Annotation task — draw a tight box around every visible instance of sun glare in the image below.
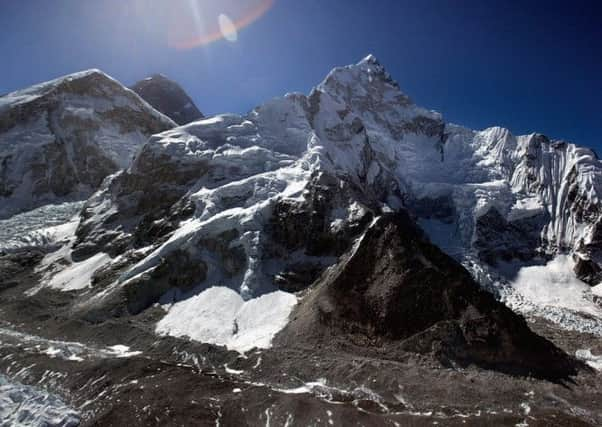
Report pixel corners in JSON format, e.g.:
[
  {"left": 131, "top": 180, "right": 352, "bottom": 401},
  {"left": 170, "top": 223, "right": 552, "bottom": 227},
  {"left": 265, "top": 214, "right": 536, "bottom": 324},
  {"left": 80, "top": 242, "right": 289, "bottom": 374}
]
[{"left": 167, "top": 0, "right": 274, "bottom": 49}]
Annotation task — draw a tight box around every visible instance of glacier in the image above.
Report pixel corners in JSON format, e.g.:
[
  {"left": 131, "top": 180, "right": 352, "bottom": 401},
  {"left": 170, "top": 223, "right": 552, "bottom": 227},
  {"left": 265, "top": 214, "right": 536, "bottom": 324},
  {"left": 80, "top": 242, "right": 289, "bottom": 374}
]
[{"left": 0, "top": 375, "right": 80, "bottom": 427}]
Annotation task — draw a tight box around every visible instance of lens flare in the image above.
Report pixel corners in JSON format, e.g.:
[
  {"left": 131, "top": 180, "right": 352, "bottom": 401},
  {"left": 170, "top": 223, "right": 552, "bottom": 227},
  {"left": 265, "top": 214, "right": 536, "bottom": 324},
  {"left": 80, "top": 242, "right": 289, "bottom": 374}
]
[
  {"left": 219, "top": 14, "right": 238, "bottom": 42},
  {"left": 168, "top": 0, "right": 274, "bottom": 49}
]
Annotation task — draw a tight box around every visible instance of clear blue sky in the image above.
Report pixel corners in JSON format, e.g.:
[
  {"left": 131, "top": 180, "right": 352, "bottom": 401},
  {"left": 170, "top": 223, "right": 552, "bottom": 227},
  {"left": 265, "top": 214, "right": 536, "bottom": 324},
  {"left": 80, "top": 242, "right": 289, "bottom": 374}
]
[{"left": 1, "top": 0, "right": 601, "bottom": 152}]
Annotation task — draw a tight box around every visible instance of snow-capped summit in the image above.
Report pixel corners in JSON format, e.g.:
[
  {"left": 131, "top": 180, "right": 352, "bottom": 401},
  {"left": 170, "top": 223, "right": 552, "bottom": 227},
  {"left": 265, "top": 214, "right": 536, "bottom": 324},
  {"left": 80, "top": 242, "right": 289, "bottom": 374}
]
[
  {"left": 0, "top": 69, "right": 175, "bottom": 218},
  {"left": 0, "top": 69, "right": 106, "bottom": 112},
  {"left": 131, "top": 74, "right": 204, "bottom": 125},
  {"left": 360, "top": 53, "right": 379, "bottom": 63},
  {"left": 312, "top": 58, "right": 601, "bottom": 294}
]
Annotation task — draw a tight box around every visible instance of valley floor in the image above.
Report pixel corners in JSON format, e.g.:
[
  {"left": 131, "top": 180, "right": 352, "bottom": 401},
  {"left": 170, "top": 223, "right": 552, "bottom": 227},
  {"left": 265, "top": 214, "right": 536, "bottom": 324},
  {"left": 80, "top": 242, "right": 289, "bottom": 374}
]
[{"left": 0, "top": 248, "right": 601, "bottom": 427}]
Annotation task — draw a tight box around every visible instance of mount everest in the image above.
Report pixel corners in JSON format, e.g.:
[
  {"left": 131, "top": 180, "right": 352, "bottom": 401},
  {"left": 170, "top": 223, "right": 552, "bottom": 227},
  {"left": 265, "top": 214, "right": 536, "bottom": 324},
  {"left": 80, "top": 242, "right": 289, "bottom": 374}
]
[{"left": 130, "top": 74, "right": 204, "bottom": 125}]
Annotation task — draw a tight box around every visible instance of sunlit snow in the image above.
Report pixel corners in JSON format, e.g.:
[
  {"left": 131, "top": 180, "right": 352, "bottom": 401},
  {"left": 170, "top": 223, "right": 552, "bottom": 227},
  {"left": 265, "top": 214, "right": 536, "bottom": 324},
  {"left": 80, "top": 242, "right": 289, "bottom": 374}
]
[
  {"left": 46, "top": 252, "right": 112, "bottom": 291},
  {"left": 575, "top": 349, "right": 602, "bottom": 371},
  {"left": 156, "top": 286, "right": 297, "bottom": 353},
  {"left": 508, "top": 255, "right": 601, "bottom": 317}
]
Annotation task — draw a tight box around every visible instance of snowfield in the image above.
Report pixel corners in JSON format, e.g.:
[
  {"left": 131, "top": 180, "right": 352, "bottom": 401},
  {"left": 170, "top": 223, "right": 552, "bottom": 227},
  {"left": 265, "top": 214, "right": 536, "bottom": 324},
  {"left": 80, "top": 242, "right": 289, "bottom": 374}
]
[
  {"left": 156, "top": 286, "right": 297, "bottom": 353},
  {"left": 46, "top": 252, "right": 112, "bottom": 291}
]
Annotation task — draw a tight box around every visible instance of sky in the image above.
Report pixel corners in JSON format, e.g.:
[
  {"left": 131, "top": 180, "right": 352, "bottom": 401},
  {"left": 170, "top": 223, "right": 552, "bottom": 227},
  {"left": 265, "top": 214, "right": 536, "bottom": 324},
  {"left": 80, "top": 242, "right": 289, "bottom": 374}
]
[{"left": 1, "top": 0, "right": 601, "bottom": 152}]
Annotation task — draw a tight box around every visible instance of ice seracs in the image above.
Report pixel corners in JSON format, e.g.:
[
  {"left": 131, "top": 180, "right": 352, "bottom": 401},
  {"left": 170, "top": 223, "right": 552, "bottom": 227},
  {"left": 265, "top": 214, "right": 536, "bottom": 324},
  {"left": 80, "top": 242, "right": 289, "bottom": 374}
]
[{"left": 0, "top": 375, "right": 80, "bottom": 427}]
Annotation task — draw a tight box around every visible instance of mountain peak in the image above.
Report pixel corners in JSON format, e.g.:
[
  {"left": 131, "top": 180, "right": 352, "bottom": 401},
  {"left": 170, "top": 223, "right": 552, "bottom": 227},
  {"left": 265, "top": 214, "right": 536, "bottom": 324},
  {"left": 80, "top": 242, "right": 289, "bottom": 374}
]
[
  {"left": 0, "top": 69, "right": 118, "bottom": 112},
  {"left": 143, "top": 73, "right": 170, "bottom": 82},
  {"left": 0, "top": 69, "right": 175, "bottom": 218},
  {"left": 131, "top": 74, "right": 203, "bottom": 125},
  {"left": 358, "top": 53, "right": 380, "bottom": 65},
  {"left": 313, "top": 56, "right": 421, "bottom": 119}
]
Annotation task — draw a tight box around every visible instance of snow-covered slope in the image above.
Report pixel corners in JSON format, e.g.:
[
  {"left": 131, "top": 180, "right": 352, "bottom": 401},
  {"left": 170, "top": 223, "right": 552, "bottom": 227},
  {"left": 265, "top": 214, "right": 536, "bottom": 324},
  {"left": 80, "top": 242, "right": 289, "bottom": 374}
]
[
  {"left": 37, "top": 56, "right": 602, "bottom": 349},
  {"left": 0, "top": 69, "right": 175, "bottom": 218}
]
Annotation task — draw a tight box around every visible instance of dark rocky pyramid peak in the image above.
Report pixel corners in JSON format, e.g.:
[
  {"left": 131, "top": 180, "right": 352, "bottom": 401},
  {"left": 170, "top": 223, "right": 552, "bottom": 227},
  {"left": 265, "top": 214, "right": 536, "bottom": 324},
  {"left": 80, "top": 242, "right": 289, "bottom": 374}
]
[
  {"left": 131, "top": 74, "right": 203, "bottom": 125},
  {"left": 277, "top": 212, "right": 581, "bottom": 380}
]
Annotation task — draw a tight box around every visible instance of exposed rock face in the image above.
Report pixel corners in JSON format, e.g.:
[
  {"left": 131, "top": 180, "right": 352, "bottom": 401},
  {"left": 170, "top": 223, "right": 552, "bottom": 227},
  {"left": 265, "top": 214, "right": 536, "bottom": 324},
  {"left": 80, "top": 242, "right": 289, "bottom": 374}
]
[
  {"left": 278, "top": 213, "right": 578, "bottom": 379},
  {"left": 0, "top": 70, "right": 175, "bottom": 218},
  {"left": 574, "top": 255, "right": 602, "bottom": 286},
  {"left": 0, "top": 249, "right": 44, "bottom": 291},
  {"left": 473, "top": 207, "right": 548, "bottom": 264},
  {"left": 131, "top": 74, "right": 203, "bottom": 125}
]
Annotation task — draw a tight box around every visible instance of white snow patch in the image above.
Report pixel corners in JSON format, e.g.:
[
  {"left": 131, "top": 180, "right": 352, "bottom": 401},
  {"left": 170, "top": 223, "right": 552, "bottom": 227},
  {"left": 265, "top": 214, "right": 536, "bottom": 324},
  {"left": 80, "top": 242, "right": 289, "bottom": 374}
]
[
  {"left": 507, "top": 196, "right": 545, "bottom": 221},
  {"left": 42, "top": 347, "right": 62, "bottom": 357},
  {"left": 575, "top": 349, "right": 602, "bottom": 371},
  {"left": 224, "top": 364, "right": 244, "bottom": 375},
  {"left": 106, "top": 345, "right": 142, "bottom": 358},
  {"left": 155, "top": 286, "right": 297, "bottom": 353},
  {"left": 46, "top": 252, "right": 112, "bottom": 291},
  {"left": 274, "top": 379, "right": 328, "bottom": 395}
]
